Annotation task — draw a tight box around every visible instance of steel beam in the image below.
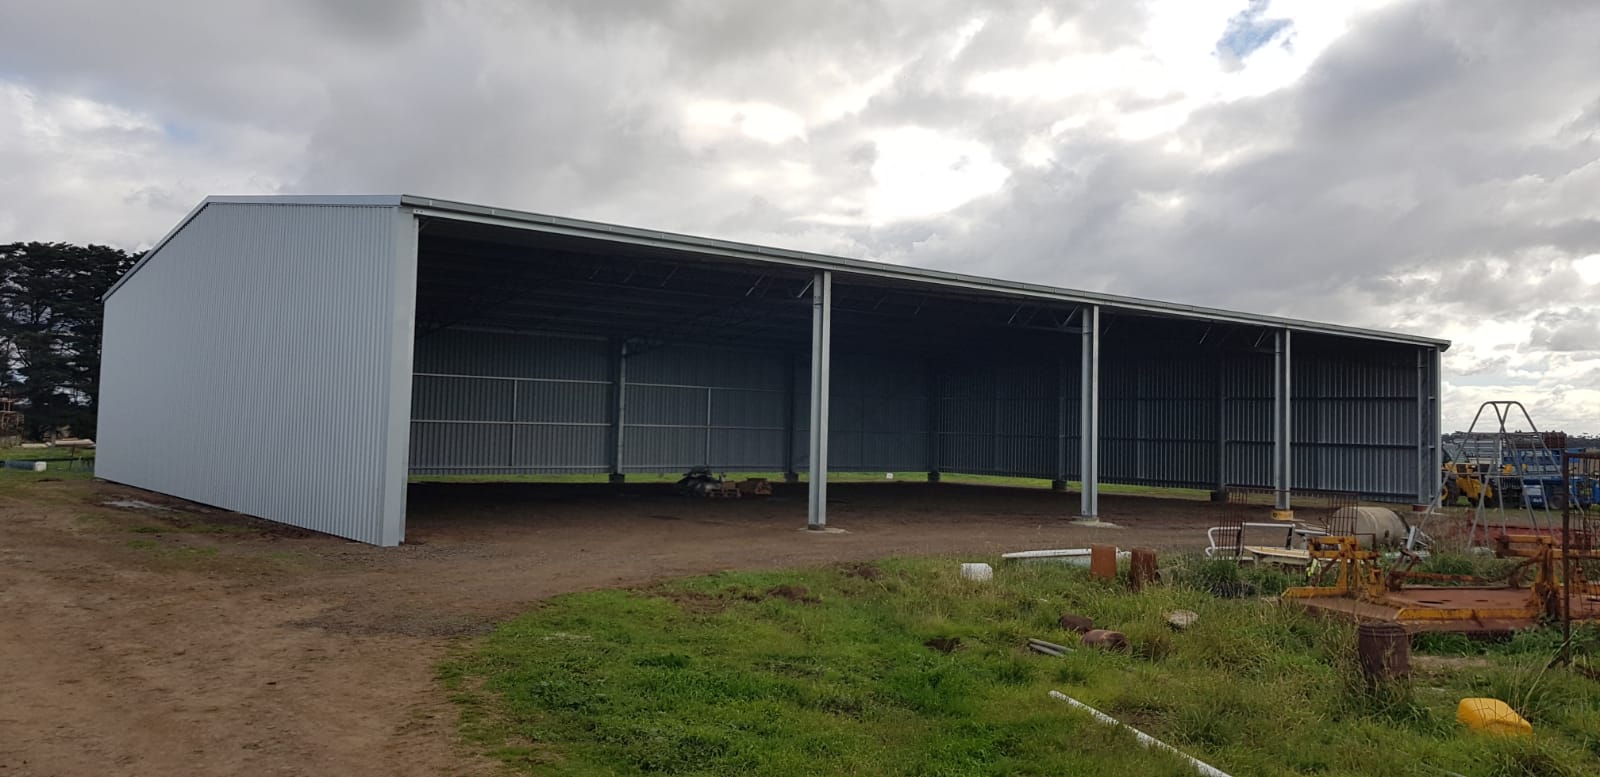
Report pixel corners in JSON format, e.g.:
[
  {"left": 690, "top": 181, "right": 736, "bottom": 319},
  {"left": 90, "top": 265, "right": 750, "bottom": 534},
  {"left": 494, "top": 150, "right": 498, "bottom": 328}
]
[
  {"left": 807, "top": 271, "right": 833, "bottom": 529},
  {"left": 1272, "top": 330, "right": 1292, "bottom": 513},
  {"left": 610, "top": 339, "right": 627, "bottom": 482},
  {"left": 1079, "top": 305, "right": 1100, "bottom": 517}
]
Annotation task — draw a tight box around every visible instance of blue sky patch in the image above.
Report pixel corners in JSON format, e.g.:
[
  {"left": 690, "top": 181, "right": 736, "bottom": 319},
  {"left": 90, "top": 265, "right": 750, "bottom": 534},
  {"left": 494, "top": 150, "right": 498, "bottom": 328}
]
[
  {"left": 162, "top": 121, "right": 200, "bottom": 145},
  {"left": 1217, "top": 0, "right": 1292, "bottom": 60}
]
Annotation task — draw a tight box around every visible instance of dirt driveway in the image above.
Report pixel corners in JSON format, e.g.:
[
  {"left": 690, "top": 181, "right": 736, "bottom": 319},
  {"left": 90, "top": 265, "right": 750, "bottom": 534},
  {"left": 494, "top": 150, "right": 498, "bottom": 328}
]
[{"left": 0, "top": 478, "right": 1223, "bottom": 776}]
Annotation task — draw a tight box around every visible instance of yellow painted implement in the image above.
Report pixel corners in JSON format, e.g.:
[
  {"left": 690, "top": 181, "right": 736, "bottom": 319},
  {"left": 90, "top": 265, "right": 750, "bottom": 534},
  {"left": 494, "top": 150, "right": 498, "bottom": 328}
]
[{"left": 1280, "top": 533, "right": 1600, "bottom": 634}]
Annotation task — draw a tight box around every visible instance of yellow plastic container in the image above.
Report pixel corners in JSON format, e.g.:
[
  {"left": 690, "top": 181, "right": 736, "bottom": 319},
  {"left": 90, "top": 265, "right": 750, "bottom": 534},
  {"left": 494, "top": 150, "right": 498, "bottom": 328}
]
[{"left": 1457, "top": 698, "right": 1532, "bottom": 737}]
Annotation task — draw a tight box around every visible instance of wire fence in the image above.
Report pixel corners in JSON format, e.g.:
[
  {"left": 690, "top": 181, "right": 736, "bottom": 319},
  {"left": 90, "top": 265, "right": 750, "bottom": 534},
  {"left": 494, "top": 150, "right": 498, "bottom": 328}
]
[{"left": 1222, "top": 487, "right": 1359, "bottom": 529}]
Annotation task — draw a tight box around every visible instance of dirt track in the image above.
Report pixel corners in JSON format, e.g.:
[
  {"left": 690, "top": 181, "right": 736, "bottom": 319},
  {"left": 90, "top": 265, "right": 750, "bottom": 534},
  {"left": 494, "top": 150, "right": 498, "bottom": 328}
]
[{"left": 0, "top": 479, "right": 1223, "bottom": 776}]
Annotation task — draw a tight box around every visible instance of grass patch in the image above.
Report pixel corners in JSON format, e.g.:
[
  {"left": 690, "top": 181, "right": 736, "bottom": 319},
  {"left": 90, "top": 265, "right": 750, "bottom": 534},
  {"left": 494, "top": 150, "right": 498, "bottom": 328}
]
[
  {"left": 0, "top": 444, "right": 93, "bottom": 464},
  {"left": 445, "top": 559, "right": 1599, "bottom": 776},
  {"left": 0, "top": 467, "right": 94, "bottom": 495},
  {"left": 0, "top": 445, "right": 96, "bottom": 494}
]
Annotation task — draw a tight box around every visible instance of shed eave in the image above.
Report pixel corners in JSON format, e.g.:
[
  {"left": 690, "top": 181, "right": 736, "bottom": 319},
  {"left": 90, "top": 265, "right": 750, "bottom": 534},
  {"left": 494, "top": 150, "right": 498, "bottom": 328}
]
[{"left": 401, "top": 194, "right": 1452, "bottom": 351}]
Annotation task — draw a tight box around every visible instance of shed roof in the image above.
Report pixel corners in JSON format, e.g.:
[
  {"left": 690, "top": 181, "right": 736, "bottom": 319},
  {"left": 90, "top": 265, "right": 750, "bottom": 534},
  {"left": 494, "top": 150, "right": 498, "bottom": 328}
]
[{"left": 109, "top": 194, "right": 1449, "bottom": 350}]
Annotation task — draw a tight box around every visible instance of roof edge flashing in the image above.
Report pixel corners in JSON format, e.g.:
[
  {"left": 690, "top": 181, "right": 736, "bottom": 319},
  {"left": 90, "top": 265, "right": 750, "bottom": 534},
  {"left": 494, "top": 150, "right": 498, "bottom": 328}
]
[{"left": 204, "top": 194, "right": 405, "bottom": 207}]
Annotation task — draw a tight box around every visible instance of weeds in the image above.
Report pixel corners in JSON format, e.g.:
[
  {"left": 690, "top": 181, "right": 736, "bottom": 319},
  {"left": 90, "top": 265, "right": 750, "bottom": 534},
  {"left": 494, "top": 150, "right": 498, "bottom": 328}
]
[{"left": 445, "top": 558, "right": 1600, "bottom": 776}]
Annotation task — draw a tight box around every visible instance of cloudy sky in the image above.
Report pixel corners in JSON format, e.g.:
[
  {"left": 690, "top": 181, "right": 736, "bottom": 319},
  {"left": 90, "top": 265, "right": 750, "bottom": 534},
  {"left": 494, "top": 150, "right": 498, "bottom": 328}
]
[{"left": 2, "top": 0, "right": 1597, "bottom": 432}]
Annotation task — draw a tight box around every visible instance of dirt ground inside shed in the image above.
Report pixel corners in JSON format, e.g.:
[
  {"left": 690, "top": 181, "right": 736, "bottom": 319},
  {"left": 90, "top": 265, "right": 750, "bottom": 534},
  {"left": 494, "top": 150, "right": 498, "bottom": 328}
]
[{"left": 1, "top": 478, "right": 1229, "bottom": 777}]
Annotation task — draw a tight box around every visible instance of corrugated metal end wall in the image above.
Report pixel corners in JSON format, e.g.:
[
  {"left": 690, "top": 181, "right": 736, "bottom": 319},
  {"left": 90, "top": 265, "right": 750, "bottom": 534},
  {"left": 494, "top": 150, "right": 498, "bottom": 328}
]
[
  {"left": 99, "top": 203, "right": 415, "bottom": 545},
  {"left": 411, "top": 329, "right": 1436, "bottom": 501}
]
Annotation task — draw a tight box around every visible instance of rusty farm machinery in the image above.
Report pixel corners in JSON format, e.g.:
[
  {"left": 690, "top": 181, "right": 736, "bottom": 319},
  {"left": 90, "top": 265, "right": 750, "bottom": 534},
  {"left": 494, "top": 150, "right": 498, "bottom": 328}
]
[{"left": 1282, "top": 532, "right": 1600, "bottom": 634}]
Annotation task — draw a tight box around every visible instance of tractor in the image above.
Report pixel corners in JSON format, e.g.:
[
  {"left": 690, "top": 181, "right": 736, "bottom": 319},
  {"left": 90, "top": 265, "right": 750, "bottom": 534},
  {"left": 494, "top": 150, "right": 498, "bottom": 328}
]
[{"left": 1441, "top": 458, "right": 1503, "bottom": 507}]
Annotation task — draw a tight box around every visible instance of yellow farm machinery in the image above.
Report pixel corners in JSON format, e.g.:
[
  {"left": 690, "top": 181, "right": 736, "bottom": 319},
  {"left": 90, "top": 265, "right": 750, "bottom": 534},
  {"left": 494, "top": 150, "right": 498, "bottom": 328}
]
[{"left": 1283, "top": 531, "right": 1600, "bottom": 634}]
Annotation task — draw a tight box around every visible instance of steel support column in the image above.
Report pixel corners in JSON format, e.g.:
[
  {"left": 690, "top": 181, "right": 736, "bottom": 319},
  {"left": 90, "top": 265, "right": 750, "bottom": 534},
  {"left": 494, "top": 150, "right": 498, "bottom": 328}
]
[
  {"left": 1416, "top": 348, "right": 1428, "bottom": 504},
  {"left": 1053, "top": 356, "right": 1069, "bottom": 491},
  {"left": 1079, "top": 306, "right": 1100, "bottom": 517},
  {"left": 807, "top": 271, "right": 833, "bottom": 529},
  {"left": 609, "top": 339, "right": 627, "bottom": 483},
  {"left": 378, "top": 209, "right": 420, "bottom": 546},
  {"left": 926, "top": 360, "right": 941, "bottom": 481},
  {"left": 1214, "top": 362, "right": 1228, "bottom": 499},
  {"left": 1272, "top": 330, "right": 1292, "bottom": 514},
  {"left": 1417, "top": 347, "right": 1442, "bottom": 504},
  {"left": 1431, "top": 348, "right": 1443, "bottom": 496},
  {"left": 783, "top": 353, "right": 798, "bottom": 483}
]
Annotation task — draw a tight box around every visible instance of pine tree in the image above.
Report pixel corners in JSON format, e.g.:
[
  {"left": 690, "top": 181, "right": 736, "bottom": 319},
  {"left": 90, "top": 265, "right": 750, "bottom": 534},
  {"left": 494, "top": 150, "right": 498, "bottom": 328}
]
[{"left": 0, "top": 242, "right": 136, "bottom": 438}]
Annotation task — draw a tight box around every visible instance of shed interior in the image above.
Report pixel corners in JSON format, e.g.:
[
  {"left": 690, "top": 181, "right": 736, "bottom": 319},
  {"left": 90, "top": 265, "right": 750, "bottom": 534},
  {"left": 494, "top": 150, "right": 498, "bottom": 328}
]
[{"left": 409, "top": 216, "right": 1431, "bottom": 503}]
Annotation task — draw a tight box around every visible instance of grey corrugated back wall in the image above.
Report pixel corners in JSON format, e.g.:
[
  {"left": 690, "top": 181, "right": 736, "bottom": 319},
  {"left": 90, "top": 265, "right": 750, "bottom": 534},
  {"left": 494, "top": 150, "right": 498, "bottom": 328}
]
[{"left": 411, "top": 329, "right": 1428, "bottom": 500}]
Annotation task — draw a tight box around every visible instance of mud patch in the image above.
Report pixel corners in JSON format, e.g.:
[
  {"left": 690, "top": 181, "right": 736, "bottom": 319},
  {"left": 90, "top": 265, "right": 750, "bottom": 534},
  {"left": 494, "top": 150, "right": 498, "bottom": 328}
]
[
  {"left": 764, "top": 584, "right": 819, "bottom": 604},
  {"left": 923, "top": 637, "right": 962, "bottom": 654},
  {"left": 656, "top": 589, "right": 734, "bottom": 615}
]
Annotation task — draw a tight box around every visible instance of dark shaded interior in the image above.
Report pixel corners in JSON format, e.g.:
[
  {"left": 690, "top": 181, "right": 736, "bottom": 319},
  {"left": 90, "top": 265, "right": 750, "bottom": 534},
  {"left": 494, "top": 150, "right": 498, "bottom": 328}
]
[{"left": 409, "top": 215, "right": 1437, "bottom": 500}]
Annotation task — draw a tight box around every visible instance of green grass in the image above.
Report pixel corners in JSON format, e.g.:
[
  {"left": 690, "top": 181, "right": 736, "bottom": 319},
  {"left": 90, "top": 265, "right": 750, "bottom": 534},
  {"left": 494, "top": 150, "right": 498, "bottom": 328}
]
[
  {"left": 0, "top": 445, "right": 95, "bottom": 492},
  {"left": 443, "top": 559, "right": 1600, "bottom": 777},
  {"left": 0, "top": 444, "right": 89, "bottom": 461},
  {"left": 410, "top": 470, "right": 1210, "bottom": 500}
]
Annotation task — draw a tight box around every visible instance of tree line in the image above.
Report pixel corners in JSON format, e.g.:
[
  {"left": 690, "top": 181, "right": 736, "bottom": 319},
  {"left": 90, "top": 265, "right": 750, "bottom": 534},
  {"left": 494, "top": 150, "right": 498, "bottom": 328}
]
[{"left": 0, "top": 242, "right": 136, "bottom": 439}]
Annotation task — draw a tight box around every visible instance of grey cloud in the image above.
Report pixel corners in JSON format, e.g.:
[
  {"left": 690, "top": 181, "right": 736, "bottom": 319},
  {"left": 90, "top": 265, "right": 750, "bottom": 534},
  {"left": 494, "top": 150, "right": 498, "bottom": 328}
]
[
  {"left": 897, "top": 0, "right": 1600, "bottom": 333},
  {"left": 1529, "top": 308, "right": 1600, "bottom": 353},
  {"left": 293, "top": 0, "right": 426, "bottom": 41},
  {"left": 1453, "top": 355, "right": 1510, "bottom": 376}
]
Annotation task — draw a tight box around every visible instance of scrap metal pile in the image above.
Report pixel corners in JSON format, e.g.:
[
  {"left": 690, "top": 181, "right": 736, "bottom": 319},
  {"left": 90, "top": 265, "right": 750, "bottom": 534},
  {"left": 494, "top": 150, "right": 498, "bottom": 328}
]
[
  {"left": 1282, "top": 494, "right": 1600, "bottom": 635},
  {"left": 674, "top": 467, "right": 772, "bottom": 499},
  {"left": 1281, "top": 531, "right": 1600, "bottom": 634}
]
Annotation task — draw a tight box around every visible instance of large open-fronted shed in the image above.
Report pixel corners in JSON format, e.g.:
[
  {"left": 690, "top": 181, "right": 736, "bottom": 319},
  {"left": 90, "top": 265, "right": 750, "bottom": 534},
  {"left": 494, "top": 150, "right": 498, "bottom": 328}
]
[{"left": 98, "top": 196, "right": 1449, "bottom": 545}]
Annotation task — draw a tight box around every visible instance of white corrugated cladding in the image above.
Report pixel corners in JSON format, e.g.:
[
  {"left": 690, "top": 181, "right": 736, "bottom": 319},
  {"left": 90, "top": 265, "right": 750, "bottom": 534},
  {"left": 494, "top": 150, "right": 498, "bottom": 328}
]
[{"left": 98, "top": 202, "right": 416, "bottom": 545}]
